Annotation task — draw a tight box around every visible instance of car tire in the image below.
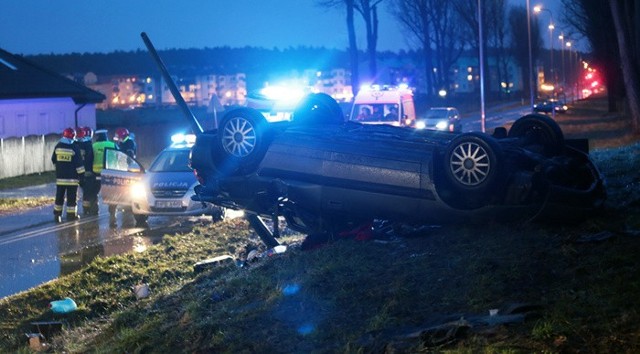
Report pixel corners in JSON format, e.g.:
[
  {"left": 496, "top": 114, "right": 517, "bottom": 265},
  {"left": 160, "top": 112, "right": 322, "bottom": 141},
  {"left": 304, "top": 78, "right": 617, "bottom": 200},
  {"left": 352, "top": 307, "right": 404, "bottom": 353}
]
[
  {"left": 440, "top": 132, "right": 502, "bottom": 209},
  {"left": 215, "top": 108, "right": 271, "bottom": 175},
  {"left": 292, "top": 93, "right": 344, "bottom": 125},
  {"left": 508, "top": 113, "right": 564, "bottom": 156}
]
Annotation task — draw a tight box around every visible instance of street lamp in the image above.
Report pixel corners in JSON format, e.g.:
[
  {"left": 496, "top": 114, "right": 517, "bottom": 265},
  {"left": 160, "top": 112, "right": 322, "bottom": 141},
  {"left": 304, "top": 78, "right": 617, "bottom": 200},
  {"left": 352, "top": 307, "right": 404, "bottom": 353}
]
[
  {"left": 559, "top": 33, "right": 565, "bottom": 89},
  {"left": 566, "top": 41, "right": 573, "bottom": 102},
  {"left": 526, "top": 0, "right": 534, "bottom": 111},
  {"left": 533, "top": 5, "right": 554, "bottom": 96}
]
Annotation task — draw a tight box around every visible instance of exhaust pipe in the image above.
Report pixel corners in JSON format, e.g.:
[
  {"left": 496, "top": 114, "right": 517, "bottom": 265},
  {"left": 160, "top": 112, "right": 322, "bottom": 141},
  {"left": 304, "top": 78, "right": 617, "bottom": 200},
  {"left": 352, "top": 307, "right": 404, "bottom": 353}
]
[{"left": 140, "top": 32, "right": 203, "bottom": 134}]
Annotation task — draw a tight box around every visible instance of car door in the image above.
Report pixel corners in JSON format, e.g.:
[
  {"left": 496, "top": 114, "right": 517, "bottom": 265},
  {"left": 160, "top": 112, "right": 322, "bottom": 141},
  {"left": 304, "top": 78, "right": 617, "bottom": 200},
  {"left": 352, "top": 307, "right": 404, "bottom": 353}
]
[{"left": 100, "top": 148, "right": 145, "bottom": 206}]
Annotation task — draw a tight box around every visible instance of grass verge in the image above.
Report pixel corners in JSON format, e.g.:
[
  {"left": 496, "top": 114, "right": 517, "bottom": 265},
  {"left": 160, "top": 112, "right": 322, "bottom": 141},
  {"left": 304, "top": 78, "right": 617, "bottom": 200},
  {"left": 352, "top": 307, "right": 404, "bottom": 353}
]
[
  {"left": 0, "top": 197, "right": 54, "bottom": 215},
  {"left": 0, "top": 172, "right": 54, "bottom": 191}
]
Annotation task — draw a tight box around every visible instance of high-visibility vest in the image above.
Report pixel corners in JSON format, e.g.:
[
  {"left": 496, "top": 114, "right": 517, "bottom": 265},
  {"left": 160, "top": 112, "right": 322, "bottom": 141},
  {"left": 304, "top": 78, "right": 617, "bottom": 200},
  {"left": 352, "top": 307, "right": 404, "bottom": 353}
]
[{"left": 92, "top": 140, "right": 117, "bottom": 174}]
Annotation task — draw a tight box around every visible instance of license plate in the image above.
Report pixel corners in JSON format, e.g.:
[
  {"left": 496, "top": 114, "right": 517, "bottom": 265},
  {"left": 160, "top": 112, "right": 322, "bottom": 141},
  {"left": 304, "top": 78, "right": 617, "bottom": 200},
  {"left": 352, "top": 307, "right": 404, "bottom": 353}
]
[{"left": 155, "top": 200, "right": 182, "bottom": 209}]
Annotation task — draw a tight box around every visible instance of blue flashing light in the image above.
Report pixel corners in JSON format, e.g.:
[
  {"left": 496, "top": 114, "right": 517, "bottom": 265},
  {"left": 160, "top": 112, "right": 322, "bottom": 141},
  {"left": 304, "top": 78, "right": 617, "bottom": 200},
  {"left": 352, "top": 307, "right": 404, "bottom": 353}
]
[{"left": 171, "top": 133, "right": 196, "bottom": 145}]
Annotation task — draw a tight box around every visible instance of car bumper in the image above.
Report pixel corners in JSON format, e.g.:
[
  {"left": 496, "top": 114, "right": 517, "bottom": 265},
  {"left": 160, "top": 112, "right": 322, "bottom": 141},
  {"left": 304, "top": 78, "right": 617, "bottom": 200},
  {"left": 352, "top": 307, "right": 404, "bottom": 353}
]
[{"left": 131, "top": 192, "right": 216, "bottom": 216}]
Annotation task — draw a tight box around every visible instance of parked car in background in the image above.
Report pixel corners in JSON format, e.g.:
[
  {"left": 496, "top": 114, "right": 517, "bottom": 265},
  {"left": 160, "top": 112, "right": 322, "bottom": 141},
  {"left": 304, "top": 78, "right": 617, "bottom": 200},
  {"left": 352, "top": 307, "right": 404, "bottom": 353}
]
[
  {"left": 415, "top": 107, "right": 462, "bottom": 132},
  {"left": 100, "top": 134, "right": 223, "bottom": 225},
  {"left": 534, "top": 99, "right": 568, "bottom": 114}
]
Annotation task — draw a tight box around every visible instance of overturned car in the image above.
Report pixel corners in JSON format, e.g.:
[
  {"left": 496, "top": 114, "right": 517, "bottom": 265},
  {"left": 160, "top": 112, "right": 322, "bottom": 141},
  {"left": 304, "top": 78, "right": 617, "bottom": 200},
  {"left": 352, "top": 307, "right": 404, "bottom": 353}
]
[{"left": 143, "top": 33, "right": 606, "bottom": 247}]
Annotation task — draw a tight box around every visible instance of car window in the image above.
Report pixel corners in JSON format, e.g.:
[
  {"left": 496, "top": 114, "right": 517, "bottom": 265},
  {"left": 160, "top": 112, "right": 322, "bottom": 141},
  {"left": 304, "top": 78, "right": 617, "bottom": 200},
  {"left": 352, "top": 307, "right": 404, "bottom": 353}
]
[
  {"left": 105, "top": 148, "right": 142, "bottom": 173},
  {"left": 149, "top": 149, "right": 191, "bottom": 172},
  {"left": 425, "top": 109, "right": 447, "bottom": 119}
]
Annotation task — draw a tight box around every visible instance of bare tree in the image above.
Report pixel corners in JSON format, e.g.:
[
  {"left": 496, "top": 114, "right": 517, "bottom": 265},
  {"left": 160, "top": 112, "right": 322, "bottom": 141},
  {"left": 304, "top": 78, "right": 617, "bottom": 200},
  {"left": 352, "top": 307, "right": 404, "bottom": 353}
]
[
  {"left": 561, "top": 0, "right": 622, "bottom": 113},
  {"left": 388, "top": 0, "right": 466, "bottom": 98},
  {"left": 354, "top": 0, "right": 386, "bottom": 82},
  {"left": 452, "top": 0, "right": 510, "bottom": 100},
  {"left": 317, "top": 0, "right": 385, "bottom": 91},
  {"left": 508, "top": 6, "right": 542, "bottom": 102},
  {"left": 317, "top": 0, "right": 360, "bottom": 95},
  {"left": 609, "top": 0, "right": 640, "bottom": 132}
]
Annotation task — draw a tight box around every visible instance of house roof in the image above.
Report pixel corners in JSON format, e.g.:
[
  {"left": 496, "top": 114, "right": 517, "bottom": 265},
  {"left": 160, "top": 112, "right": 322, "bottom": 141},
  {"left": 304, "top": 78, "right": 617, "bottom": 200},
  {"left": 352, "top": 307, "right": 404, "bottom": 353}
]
[{"left": 0, "top": 48, "right": 105, "bottom": 104}]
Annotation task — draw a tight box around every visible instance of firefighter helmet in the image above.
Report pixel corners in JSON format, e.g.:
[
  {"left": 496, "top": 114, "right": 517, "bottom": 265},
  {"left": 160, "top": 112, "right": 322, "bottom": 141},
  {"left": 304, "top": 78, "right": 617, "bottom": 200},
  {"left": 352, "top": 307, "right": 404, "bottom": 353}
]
[
  {"left": 80, "top": 126, "right": 93, "bottom": 139},
  {"left": 62, "top": 127, "right": 75, "bottom": 139},
  {"left": 115, "top": 127, "right": 129, "bottom": 141}
]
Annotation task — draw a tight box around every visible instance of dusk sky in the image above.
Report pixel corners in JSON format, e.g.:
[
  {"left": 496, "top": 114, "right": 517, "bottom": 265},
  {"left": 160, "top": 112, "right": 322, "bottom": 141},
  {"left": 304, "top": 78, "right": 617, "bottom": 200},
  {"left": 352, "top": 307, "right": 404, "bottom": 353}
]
[{"left": 1, "top": 0, "right": 561, "bottom": 56}]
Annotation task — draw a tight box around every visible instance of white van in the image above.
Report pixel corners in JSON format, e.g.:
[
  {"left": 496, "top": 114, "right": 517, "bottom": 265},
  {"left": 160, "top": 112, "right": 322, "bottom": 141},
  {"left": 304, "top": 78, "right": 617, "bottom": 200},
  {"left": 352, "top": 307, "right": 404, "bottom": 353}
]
[{"left": 348, "top": 85, "right": 416, "bottom": 126}]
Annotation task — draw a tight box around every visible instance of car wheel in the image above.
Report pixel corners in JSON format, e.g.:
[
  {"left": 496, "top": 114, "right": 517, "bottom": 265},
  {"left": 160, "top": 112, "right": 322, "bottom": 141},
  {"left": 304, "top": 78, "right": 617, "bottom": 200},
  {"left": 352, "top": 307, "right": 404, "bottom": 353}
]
[
  {"left": 508, "top": 113, "right": 564, "bottom": 156},
  {"left": 215, "top": 108, "right": 271, "bottom": 174},
  {"left": 441, "top": 133, "right": 502, "bottom": 209},
  {"left": 134, "top": 214, "right": 148, "bottom": 226},
  {"left": 292, "top": 93, "right": 344, "bottom": 125}
]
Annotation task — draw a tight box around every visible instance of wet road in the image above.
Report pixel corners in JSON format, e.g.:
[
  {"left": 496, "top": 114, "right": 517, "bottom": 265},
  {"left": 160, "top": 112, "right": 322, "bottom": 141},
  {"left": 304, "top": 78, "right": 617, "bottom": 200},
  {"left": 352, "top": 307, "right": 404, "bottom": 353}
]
[
  {"left": 0, "top": 201, "right": 192, "bottom": 299},
  {"left": 463, "top": 103, "right": 533, "bottom": 133}
]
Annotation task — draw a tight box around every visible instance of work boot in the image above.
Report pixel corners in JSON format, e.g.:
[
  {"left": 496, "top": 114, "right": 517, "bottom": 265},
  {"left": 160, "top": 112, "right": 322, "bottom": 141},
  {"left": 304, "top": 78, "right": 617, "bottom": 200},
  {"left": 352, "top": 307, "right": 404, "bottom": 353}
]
[
  {"left": 67, "top": 213, "right": 79, "bottom": 221},
  {"left": 54, "top": 215, "right": 62, "bottom": 223}
]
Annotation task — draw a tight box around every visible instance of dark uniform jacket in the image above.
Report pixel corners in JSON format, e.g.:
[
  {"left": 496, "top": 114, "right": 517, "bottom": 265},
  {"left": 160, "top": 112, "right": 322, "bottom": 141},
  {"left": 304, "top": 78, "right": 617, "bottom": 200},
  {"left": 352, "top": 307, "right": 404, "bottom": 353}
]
[
  {"left": 76, "top": 138, "right": 94, "bottom": 175},
  {"left": 118, "top": 137, "right": 137, "bottom": 158},
  {"left": 51, "top": 138, "right": 85, "bottom": 185}
]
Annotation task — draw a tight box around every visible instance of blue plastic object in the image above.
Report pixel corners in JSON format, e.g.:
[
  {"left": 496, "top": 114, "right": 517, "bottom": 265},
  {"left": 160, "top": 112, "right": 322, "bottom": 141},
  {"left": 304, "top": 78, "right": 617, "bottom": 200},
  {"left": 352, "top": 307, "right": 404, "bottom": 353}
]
[{"left": 49, "top": 297, "right": 77, "bottom": 314}]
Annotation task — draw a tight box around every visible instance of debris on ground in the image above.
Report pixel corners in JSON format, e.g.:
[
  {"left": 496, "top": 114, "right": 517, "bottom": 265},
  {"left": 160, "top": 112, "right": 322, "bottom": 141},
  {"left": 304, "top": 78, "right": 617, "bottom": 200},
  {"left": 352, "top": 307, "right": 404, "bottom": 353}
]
[{"left": 575, "top": 230, "right": 615, "bottom": 243}]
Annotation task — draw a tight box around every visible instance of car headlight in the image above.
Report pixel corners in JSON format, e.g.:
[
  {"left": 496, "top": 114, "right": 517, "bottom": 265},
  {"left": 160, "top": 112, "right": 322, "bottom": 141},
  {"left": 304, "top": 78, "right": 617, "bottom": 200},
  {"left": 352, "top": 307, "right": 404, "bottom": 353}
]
[
  {"left": 415, "top": 121, "right": 426, "bottom": 129},
  {"left": 130, "top": 182, "right": 147, "bottom": 200},
  {"left": 436, "top": 121, "right": 448, "bottom": 130}
]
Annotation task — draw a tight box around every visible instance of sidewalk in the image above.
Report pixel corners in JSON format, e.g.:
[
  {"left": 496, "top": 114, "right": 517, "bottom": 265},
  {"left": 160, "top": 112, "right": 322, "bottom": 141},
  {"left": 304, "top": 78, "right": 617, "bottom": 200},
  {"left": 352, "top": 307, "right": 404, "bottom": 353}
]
[
  {"left": 0, "top": 183, "right": 56, "bottom": 199},
  {"left": 0, "top": 183, "right": 57, "bottom": 235}
]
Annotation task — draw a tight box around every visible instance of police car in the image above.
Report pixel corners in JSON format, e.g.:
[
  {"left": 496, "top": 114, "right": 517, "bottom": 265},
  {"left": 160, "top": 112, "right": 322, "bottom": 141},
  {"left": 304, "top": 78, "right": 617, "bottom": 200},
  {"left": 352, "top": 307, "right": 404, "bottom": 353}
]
[{"left": 100, "top": 134, "right": 222, "bottom": 225}]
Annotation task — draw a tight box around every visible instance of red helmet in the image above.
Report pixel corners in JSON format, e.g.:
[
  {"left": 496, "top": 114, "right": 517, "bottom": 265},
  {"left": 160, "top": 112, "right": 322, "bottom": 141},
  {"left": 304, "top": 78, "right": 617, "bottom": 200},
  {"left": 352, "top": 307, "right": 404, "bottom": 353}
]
[
  {"left": 75, "top": 127, "right": 86, "bottom": 139},
  {"left": 62, "top": 127, "right": 75, "bottom": 139},
  {"left": 80, "top": 126, "right": 93, "bottom": 139},
  {"left": 115, "top": 127, "right": 129, "bottom": 141}
]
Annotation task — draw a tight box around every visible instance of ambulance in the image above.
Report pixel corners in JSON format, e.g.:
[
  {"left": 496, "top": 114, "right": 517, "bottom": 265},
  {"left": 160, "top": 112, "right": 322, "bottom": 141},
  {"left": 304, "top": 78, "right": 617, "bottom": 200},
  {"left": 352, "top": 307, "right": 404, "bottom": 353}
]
[{"left": 348, "top": 84, "right": 416, "bottom": 126}]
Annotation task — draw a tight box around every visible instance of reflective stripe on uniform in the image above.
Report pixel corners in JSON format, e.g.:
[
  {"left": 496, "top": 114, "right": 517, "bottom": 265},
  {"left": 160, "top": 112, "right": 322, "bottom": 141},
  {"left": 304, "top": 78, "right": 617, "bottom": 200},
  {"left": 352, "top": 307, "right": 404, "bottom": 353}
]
[
  {"left": 56, "top": 178, "right": 79, "bottom": 186},
  {"left": 76, "top": 166, "right": 86, "bottom": 174},
  {"left": 54, "top": 205, "right": 64, "bottom": 212},
  {"left": 54, "top": 148, "right": 75, "bottom": 162},
  {"left": 66, "top": 205, "right": 77, "bottom": 214}
]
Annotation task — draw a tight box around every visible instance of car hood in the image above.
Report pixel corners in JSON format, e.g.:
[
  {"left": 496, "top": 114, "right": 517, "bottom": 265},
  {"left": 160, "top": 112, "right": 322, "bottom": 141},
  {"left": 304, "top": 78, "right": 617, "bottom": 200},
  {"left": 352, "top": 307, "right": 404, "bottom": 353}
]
[{"left": 145, "top": 172, "right": 196, "bottom": 190}]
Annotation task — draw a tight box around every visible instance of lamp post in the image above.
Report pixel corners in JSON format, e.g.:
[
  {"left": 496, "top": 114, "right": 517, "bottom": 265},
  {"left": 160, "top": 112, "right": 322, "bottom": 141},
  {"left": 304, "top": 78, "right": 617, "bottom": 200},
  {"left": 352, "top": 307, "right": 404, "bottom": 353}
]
[
  {"left": 559, "top": 33, "right": 565, "bottom": 90},
  {"left": 478, "top": 0, "right": 486, "bottom": 133},
  {"left": 533, "top": 6, "right": 554, "bottom": 95},
  {"left": 526, "top": 0, "right": 534, "bottom": 111},
  {"left": 566, "top": 41, "right": 573, "bottom": 102}
]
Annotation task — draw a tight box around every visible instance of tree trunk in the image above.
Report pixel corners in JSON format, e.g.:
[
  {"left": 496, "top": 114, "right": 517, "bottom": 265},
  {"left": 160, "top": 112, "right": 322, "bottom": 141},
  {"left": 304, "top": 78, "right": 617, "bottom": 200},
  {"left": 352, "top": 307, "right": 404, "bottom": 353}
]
[
  {"left": 368, "top": 5, "right": 378, "bottom": 79},
  {"left": 610, "top": 0, "right": 640, "bottom": 133},
  {"left": 347, "top": 0, "right": 360, "bottom": 96}
]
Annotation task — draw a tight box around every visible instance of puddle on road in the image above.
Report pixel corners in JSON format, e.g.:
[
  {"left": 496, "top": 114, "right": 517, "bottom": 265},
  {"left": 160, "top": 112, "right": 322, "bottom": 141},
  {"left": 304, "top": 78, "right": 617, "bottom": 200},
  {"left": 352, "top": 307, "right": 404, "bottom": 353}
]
[{"left": 0, "top": 215, "right": 209, "bottom": 299}]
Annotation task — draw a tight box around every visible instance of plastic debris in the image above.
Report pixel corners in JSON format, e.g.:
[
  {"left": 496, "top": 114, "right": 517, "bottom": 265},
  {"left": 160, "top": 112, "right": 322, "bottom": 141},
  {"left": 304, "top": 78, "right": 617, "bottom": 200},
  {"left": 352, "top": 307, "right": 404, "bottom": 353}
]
[
  {"left": 133, "top": 283, "right": 150, "bottom": 299},
  {"left": 48, "top": 297, "right": 77, "bottom": 314},
  {"left": 575, "top": 231, "right": 615, "bottom": 243},
  {"left": 267, "top": 245, "right": 287, "bottom": 256},
  {"left": 193, "top": 254, "right": 235, "bottom": 273}
]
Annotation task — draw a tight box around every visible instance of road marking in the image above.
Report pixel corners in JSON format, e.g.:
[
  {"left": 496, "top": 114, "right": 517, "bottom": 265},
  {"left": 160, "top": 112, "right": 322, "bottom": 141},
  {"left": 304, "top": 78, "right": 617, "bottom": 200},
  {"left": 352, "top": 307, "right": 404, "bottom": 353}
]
[{"left": 0, "top": 214, "right": 105, "bottom": 246}]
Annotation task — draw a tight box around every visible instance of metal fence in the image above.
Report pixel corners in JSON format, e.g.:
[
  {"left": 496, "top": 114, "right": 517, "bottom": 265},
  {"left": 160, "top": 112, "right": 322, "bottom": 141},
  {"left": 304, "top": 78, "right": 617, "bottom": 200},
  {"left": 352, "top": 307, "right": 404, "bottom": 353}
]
[{"left": 0, "top": 134, "right": 59, "bottom": 179}]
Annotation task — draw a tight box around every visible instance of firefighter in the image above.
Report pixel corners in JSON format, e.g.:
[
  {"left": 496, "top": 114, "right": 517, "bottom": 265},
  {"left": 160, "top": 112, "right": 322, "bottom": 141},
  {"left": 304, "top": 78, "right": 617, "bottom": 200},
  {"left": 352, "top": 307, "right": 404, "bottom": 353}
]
[
  {"left": 51, "top": 127, "right": 85, "bottom": 223},
  {"left": 92, "top": 129, "right": 117, "bottom": 216},
  {"left": 76, "top": 126, "right": 96, "bottom": 215},
  {"left": 114, "top": 127, "right": 137, "bottom": 158}
]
